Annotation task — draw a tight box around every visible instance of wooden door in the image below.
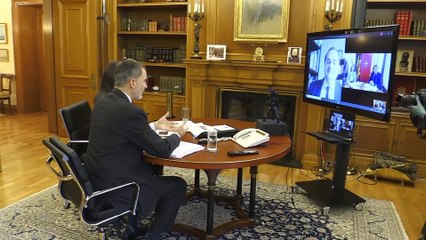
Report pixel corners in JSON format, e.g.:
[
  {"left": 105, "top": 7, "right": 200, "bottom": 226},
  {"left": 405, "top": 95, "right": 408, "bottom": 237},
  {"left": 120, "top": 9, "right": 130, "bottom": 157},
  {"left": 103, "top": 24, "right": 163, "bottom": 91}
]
[{"left": 53, "top": 0, "right": 100, "bottom": 136}]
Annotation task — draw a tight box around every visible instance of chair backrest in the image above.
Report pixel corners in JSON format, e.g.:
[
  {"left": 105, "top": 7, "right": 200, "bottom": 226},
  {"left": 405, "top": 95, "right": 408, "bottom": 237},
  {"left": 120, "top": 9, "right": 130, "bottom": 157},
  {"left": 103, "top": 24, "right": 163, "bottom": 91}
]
[
  {"left": 59, "top": 100, "right": 92, "bottom": 140},
  {"left": 42, "top": 137, "right": 82, "bottom": 208},
  {"left": 49, "top": 136, "right": 95, "bottom": 198},
  {"left": 0, "top": 74, "right": 13, "bottom": 94}
]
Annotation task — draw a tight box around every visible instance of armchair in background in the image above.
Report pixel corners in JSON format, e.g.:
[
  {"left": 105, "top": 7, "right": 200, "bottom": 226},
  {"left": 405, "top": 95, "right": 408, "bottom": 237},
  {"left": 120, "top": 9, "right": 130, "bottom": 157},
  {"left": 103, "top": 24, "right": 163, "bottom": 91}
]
[
  {"left": 43, "top": 136, "right": 140, "bottom": 240},
  {"left": 0, "top": 74, "right": 13, "bottom": 114}
]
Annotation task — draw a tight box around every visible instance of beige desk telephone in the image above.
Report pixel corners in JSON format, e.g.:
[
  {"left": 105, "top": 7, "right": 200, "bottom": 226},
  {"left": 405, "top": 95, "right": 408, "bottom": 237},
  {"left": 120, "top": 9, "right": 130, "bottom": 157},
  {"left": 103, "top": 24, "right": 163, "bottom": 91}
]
[{"left": 233, "top": 128, "right": 270, "bottom": 148}]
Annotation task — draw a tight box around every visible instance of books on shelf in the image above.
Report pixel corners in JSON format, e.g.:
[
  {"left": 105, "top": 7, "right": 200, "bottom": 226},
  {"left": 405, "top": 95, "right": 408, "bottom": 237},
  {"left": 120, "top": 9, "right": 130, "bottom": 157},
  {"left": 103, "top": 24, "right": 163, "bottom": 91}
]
[
  {"left": 395, "top": 10, "right": 412, "bottom": 36},
  {"left": 414, "top": 56, "right": 426, "bottom": 73},
  {"left": 411, "top": 20, "right": 426, "bottom": 36}
]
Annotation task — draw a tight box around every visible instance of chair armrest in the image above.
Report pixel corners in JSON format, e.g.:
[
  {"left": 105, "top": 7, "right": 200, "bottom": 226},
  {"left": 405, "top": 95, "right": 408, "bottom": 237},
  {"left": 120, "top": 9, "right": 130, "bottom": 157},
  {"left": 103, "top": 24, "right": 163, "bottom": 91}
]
[
  {"left": 69, "top": 140, "right": 89, "bottom": 144},
  {"left": 86, "top": 182, "right": 140, "bottom": 215},
  {"left": 45, "top": 156, "right": 74, "bottom": 181}
]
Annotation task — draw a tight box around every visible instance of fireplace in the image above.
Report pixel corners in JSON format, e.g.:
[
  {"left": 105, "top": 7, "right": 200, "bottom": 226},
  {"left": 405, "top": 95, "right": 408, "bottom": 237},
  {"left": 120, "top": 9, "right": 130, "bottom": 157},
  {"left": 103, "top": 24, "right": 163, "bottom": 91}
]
[{"left": 219, "top": 88, "right": 301, "bottom": 168}]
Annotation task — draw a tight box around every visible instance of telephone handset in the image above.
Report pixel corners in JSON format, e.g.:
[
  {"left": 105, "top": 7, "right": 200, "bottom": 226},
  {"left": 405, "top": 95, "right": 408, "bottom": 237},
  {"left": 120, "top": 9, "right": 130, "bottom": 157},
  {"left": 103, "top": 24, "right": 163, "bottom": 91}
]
[{"left": 233, "top": 128, "right": 270, "bottom": 148}]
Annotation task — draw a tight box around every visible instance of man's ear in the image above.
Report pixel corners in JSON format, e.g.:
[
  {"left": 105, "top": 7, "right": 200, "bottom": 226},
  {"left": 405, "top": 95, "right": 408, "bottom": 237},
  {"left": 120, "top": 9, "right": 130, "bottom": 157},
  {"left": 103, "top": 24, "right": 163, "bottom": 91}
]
[{"left": 129, "top": 78, "right": 136, "bottom": 88}]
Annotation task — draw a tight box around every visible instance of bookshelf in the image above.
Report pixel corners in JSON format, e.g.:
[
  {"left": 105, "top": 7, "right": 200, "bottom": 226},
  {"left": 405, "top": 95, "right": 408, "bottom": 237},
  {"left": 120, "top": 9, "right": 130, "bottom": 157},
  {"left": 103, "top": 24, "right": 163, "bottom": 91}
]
[
  {"left": 115, "top": 0, "right": 189, "bottom": 121},
  {"left": 366, "top": 0, "right": 426, "bottom": 99},
  {"left": 336, "top": 1, "right": 426, "bottom": 179}
]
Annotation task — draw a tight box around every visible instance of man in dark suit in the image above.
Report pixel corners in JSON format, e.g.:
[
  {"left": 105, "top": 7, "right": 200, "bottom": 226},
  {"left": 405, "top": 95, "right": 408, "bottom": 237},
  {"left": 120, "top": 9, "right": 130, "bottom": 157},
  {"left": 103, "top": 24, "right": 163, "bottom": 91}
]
[
  {"left": 307, "top": 47, "right": 342, "bottom": 102},
  {"left": 369, "top": 65, "right": 385, "bottom": 92},
  {"left": 86, "top": 59, "right": 187, "bottom": 239}
]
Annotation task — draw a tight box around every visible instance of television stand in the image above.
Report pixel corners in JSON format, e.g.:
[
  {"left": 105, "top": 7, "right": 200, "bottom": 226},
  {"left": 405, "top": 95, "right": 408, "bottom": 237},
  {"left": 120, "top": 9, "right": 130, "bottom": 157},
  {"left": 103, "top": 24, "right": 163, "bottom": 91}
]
[{"left": 296, "top": 132, "right": 365, "bottom": 215}]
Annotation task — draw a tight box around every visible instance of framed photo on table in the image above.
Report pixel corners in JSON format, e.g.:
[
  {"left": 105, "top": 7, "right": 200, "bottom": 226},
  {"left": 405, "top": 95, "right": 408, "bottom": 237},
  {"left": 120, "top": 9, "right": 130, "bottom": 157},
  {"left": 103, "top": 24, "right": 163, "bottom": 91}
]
[
  {"left": 395, "top": 50, "right": 414, "bottom": 72},
  {"left": 233, "top": 0, "right": 290, "bottom": 43},
  {"left": 287, "top": 47, "right": 302, "bottom": 64},
  {"left": 0, "top": 23, "right": 7, "bottom": 44},
  {"left": 206, "top": 44, "right": 227, "bottom": 60}
]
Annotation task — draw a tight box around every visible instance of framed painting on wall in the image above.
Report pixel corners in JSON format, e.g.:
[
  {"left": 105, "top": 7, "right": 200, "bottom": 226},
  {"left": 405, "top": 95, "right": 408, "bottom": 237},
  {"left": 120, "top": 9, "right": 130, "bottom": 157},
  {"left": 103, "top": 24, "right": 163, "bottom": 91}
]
[
  {"left": 0, "top": 23, "right": 7, "bottom": 44},
  {"left": 233, "top": 0, "right": 290, "bottom": 43},
  {"left": 0, "top": 49, "right": 9, "bottom": 62}
]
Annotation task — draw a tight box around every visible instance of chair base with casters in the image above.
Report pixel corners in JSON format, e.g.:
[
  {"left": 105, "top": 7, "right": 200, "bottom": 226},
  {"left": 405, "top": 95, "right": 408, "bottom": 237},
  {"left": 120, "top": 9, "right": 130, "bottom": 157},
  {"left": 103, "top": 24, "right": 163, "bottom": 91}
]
[{"left": 43, "top": 136, "right": 141, "bottom": 240}]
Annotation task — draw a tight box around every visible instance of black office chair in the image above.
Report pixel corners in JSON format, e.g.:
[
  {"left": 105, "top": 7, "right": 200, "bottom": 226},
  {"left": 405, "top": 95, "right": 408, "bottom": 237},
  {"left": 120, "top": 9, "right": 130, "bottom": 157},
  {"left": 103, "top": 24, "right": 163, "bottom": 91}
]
[
  {"left": 59, "top": 100, "right": 92, "bottom": 155},
  {"left": 43, "top": 136, "right": 140, "bottom": 240},
  {"left": 44, "top": 138, "right": 82, "bottom": 209}
]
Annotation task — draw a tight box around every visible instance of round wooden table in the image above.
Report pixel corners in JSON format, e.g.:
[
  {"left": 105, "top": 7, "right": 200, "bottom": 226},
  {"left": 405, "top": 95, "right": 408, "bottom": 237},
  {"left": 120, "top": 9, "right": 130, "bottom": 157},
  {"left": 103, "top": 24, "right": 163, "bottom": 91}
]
[{"left": 145, "top": 118, "right": 291, "bottom": 239}]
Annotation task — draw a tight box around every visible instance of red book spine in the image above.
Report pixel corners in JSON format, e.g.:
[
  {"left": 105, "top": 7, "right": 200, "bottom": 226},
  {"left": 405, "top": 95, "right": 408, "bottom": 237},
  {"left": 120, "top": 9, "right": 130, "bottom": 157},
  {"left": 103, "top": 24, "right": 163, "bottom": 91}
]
[{"left": 395, "top": 10, "right": 403, "bottom": 36}]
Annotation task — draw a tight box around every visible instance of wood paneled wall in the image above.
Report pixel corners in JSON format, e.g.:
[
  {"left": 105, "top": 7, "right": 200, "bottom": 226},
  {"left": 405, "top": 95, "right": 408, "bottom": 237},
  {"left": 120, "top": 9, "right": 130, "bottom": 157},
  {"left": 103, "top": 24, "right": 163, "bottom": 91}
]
[{"left": 185, "top": 0, "right": 354, "bottom": 165}]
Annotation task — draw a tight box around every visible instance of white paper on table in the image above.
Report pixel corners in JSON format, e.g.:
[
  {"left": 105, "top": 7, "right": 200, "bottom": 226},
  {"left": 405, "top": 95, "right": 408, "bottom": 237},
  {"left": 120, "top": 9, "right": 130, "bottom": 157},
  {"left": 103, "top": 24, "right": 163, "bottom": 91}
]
[{"left": 170, "top": 141, "right": 205, "bottom": 158}]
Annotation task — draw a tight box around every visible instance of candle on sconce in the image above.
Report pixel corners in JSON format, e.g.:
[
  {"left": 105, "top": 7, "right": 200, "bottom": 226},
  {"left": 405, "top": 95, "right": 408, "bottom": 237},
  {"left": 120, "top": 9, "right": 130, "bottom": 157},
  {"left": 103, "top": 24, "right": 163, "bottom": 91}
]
[
  {"left": 331, "top": 0, "right": 335, "bottom": 10},
  {"left": 195, "top": 0, "right": 200, "bottom": 13},
  {"left": 325, "top": 0, "right": 330, "bottom": 11},
  {"left": 340, "top": 0, "right": 344, "bottom": 13},
  {"left": 188, "top": 2, "right": 191, "bottom": 13},
  {"left": 201, "top": 0, "right": 205, "bottom": 13}
]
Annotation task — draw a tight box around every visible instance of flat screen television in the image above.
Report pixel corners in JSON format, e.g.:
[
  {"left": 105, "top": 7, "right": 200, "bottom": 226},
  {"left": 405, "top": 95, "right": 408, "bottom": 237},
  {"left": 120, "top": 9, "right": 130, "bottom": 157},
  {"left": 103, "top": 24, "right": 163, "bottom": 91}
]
[{"left": 303, "top": 25, "right": 400, "bottom": 122}]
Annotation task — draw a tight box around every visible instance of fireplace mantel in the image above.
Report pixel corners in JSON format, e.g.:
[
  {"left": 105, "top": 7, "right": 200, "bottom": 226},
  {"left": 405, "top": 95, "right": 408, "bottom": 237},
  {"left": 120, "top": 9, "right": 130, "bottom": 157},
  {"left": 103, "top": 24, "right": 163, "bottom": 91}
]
[{"left": 185, "top": 59, "right": 323, "bottom": 163}]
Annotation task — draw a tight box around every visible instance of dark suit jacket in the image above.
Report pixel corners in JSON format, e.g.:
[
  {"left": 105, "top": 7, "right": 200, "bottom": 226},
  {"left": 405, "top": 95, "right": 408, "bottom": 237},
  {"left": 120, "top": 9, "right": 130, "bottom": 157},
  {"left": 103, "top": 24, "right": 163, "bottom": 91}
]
[
  {"left": 86, "top": 88, "right": 181, "bottom": 213},
  {"left": 369, "top": 72, "right": 385, "bottom": 92},
  {"left": 307, "top": 79, "right": 342, "bottom": 102}
]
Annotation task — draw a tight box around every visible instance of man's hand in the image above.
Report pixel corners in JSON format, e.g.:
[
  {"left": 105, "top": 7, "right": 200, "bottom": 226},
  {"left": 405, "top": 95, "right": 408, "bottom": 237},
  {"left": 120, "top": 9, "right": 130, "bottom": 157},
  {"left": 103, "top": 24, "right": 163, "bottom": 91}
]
[
  {"left": 408, "top": 95, "right": 426, "bottom": 118},
  {"left": 154, "top": 112, "right": 173, "bottom": 130},
  {"left": 171, "top": 124, "right": 187, "bottom": 137}
]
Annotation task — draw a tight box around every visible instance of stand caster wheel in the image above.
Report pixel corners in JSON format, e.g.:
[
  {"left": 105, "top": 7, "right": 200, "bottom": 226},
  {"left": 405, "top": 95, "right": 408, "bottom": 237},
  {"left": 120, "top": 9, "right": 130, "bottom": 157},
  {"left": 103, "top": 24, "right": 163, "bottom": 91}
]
[
  {"left": 63, "top": 200, "right": 71, "bottom": 209},
  {"left": 354, "top": 202, "right": 364, "bottom": 211},
  {"left": 291, "top": 186, "right": 300, "bottom": 193},
  {"left": 321, "top": 206, "right": 330, "bottom": 216}
]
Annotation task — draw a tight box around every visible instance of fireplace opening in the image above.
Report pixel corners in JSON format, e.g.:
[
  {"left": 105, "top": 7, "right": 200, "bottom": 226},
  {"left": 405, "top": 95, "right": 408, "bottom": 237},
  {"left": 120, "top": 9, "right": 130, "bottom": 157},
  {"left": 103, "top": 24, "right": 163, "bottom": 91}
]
[{"left": 219, "top": 88, "right": 301, "bottom": 168}]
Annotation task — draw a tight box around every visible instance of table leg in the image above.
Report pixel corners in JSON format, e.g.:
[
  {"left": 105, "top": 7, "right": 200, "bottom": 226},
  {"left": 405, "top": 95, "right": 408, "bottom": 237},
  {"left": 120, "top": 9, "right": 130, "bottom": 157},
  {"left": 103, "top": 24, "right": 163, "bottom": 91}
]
[
  {"left": 195, "top": 169, "right": 200, "bottom": 190},
  {"left": 237, "top": 168, "right": 243, "bottom": 196},
  {"left": 204, "top": 169, "right": 222, "bottom": 237},
  {"left": 249, "top": 166, "right": 258, "bottom": 218}
]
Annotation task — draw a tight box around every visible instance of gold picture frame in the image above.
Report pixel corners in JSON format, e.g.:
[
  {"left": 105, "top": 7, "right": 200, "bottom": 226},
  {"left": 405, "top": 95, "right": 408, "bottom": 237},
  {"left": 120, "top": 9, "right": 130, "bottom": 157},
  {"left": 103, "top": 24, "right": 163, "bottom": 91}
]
[
  {"left": 233, "top": 0, "right": 290, "bottom": 43},
  {"left": 0, "top": 23, "right": 7, "bottom": 44},
  {"left": 0, "top": 49, "right": 9, "bottom": 62}
]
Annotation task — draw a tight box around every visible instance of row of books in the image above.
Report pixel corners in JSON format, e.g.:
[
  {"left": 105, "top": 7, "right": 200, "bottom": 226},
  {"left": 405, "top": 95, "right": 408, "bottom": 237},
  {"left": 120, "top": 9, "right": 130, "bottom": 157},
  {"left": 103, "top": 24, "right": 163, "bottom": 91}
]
[
  {"left": 395, "top": 10, "right": 412, "bottom": 36},
  {"left": 158, "top": 75, "right": 186, "bottom": 94},
  {"left": 121, "top": 44, "right": 186, "bottom": 64},
  {"left": 413, "top": 56, "right": 426, "bottom": 73},
  {"left": 169, "top": 15, "right": 187, "bottom": 32},
  {"left": 365, "top": 19, "right": 426, "bottom": 37},
  {"left": 120, "top": 15, "right": 186, "bottom": 32}
]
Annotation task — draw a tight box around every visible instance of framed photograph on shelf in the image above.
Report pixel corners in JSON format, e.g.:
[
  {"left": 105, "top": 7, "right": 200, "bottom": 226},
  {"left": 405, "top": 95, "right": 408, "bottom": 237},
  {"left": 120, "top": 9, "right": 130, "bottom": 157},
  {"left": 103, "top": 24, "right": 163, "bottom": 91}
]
[
  {"left": 0, "top": 49, "right": 8, "bottom": 62},
  {"left": 395, "top": 50, "right": 414, "bottom": 72},
  {"left": 206, "top": 44, "right": 227, "bottom": 60},
  {"left": 233, "top": 0, "right": 290, "bottom": 43},
  {"left": 287, "top": 47, "right": 302, "bottom": 64},
  {"left": 0, "top": 23, "right": 7, "bottom": 44}
]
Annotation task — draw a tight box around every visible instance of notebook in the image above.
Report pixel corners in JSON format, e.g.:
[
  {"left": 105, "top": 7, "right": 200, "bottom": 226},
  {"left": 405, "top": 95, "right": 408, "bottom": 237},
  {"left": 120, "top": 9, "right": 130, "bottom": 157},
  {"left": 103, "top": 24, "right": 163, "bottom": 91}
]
[{"left": 306, "top": 110, "right": 356, "bottom": 142}]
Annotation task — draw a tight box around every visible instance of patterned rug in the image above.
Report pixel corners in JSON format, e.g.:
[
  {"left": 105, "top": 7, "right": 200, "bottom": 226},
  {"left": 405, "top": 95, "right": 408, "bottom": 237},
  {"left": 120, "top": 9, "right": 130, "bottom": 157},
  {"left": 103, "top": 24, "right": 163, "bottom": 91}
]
[{"left": 0, "top": 167, "right": 408, "bottom": 240}]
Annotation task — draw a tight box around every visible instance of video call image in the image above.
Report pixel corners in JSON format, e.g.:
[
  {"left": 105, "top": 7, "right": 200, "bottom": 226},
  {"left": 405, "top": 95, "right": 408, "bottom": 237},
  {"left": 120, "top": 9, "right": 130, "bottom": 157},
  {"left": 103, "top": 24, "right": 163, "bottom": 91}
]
[
  {"left": 329, "top": 112, "right": 354, "bottom": 135},
  {"left": 307, "top": 38, "right": 392, "bottom": 100}
]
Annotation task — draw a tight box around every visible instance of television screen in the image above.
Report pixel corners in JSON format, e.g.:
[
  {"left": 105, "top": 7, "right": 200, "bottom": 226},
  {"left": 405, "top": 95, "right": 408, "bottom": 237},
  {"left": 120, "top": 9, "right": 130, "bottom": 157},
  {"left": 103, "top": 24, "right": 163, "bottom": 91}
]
[{"left": 303, "top": 25, "right": 399, "bottom": 122}]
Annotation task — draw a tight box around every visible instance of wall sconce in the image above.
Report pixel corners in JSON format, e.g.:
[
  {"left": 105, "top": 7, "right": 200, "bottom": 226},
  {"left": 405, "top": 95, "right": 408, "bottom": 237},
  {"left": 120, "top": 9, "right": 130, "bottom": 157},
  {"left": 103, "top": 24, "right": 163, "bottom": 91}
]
[
  {"left": 324, "top": 0, "right": 344, "bottom": 30},
  {"left": 188, "top": 0, "right": 205, "bottom": 59}
]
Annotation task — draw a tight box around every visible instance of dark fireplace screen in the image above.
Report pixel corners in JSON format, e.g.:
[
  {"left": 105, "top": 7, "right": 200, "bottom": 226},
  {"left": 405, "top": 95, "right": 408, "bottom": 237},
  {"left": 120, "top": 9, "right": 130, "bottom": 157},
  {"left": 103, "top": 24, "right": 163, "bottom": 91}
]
[{"left": 219, "top": 89, "right": 298, "bottom": 166}]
